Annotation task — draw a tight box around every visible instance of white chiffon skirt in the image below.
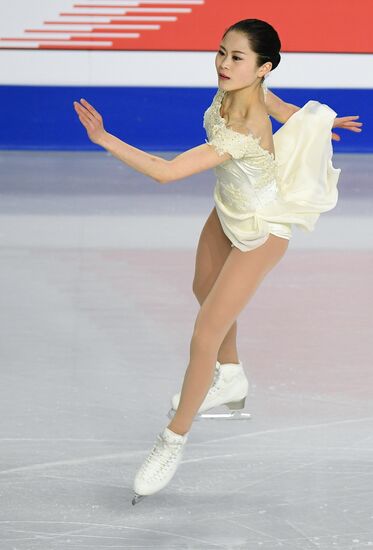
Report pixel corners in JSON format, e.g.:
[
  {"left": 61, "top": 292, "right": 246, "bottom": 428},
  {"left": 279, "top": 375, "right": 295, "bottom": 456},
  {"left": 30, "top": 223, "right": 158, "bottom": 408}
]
[{"left": 223, "top": 100, "right": 341, "bottom": 252}]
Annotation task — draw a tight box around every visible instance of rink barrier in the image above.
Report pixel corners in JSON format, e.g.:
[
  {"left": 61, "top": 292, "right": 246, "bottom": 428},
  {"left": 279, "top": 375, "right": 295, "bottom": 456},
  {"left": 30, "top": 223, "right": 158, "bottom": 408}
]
[{"left": 0, "top": 85, "right": 371, "bottom": 152}]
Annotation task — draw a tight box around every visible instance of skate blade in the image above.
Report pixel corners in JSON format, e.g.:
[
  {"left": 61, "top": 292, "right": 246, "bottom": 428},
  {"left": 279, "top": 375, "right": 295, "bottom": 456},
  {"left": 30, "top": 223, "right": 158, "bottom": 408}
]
[
  {"left": 167, "top": 408, "right": 251, "bottom": 420},
  {"left": 132, "top": 493, "right": 146, "bottom": 506},
  {"left": 196, "top": 410, "right": 251, "bottom": 420}
]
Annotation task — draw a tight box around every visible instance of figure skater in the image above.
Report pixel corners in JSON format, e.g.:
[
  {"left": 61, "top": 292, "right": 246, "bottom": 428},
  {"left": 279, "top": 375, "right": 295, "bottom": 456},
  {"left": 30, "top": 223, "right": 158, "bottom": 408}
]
[{"left": 73, "top": 18, "right": 363, "bottom": 505}]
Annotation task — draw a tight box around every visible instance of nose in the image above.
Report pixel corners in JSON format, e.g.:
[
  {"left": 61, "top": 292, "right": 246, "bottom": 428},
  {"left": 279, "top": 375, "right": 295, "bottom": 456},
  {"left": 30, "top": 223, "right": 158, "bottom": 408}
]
[{"left": 220, "top": 57, "right": 230, "bottom": 70}]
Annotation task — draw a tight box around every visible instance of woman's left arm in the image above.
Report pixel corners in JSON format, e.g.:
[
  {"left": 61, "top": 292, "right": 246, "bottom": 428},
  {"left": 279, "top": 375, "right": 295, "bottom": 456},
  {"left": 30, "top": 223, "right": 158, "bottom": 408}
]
[
  {"left": 265, "top": 90, "right": 363, "bottom": 141},
  {"left": 73, "top": 98, "right": 231, "bottom": 184}
]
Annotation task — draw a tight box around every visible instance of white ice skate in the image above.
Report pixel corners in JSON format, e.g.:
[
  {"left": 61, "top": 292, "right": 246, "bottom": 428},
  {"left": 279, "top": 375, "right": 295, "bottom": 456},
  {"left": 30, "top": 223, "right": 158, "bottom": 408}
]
[
  {"left": 167, "top": 361, "right": 251, "bottom": 420},
  {"left": 132, "top": 426, "right": 189, "bottom": 505}
]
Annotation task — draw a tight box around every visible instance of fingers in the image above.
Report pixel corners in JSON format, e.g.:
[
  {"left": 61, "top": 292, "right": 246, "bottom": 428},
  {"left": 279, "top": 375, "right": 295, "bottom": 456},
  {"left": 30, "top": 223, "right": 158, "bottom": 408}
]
[
  {"left": 341, "top": 125, "right": 362, "bottom": 131},
  {"left": 339, "top": 116, "right": 360, "bottom": 120},
  {"left": 73, "top": 101, "right": 96, "bottom": 123},
  {"left": 78, "top": 98, "right": 102, "bottom": 120},
  {"left": 335, "top": 116, "right": 363, "bottom": 125},
  {"left": 337, "top": 118, "right": 363, "bottom": 129},
  {"left": 74, "top": 103, "right": 94, "bottom": 130},
  {"left": 335, "top": 117, "right": 363, "bottom": 125},
  {"left": 333, "top": 115, "right": 363, "bottom": 134},
  {"left": 75, "top": 107, "right": 91, "bottom": 127},
  {"left": 342, "top": 121, "right": 363, "bottom": 126},
  {"left": 78, "top": 114, "right": 94, "bottom": 132},
  {"left": 340, "top": 123, "right": 362, "bottom": 131}
]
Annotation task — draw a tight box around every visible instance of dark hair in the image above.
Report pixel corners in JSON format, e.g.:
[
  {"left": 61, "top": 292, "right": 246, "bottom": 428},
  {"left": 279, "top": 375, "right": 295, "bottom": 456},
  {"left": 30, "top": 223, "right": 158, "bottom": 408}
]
[{"left": 223, "top": 19, "right": 281, "bottom": 81}]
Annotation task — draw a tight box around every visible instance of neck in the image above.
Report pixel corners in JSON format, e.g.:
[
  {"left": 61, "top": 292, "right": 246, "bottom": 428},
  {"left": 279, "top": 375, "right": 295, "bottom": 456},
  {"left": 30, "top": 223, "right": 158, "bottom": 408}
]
[{"left": 222, "top": 81, "right": 265, "bottom": 117}]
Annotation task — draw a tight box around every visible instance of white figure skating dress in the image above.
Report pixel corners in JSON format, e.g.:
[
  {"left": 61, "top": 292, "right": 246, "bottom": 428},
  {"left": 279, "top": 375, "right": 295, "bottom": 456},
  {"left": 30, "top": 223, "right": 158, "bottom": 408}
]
[{"left": 203, "top": 85, "right": 341, "bottom": 251}]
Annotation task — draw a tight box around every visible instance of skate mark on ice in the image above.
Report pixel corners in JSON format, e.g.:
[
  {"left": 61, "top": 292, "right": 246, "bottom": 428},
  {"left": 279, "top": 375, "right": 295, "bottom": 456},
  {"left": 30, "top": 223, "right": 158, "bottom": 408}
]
[
  {"left": 39, "top": 473, "right": 129, "bottom": 489},
  {"left": 181, "top": 452, "right": 238, "bottom": 464},
  {"left": 2, "top": 418, "right": 370, "bottom": 477},
  {"left": 224, "top": 518, "right": 283, "bottom": 542},
  {"left": 0, "top": 523, "right": 99, "bottom": 544},
  {"left": 228, "top": 432, "right": 373, "bottom": 495},
  {"left": 0, "top": 520, "right": 227, "bottom": 548},
  {"left": 0, "top": 438, "right": 142, "bottom": 442},
  {"left": 230, "top": 456, "right": 331, "bottom": 495},
  {"left": 0, "top": 450, "right": 147, "bottom": 476},
  {"left": 3, "top": 417, "right": 369, "bottom": 476},
  {"left": 197, "top": 416, "right": 373, "bottom": 446},
  {"left": 283, "top": 518, "right": 322, "bottom": 548}
]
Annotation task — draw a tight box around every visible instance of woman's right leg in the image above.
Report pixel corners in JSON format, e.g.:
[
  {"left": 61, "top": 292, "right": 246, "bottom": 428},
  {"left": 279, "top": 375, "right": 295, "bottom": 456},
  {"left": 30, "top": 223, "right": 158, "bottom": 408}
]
[{"left": 192, "top": 207, "right": 239, "bottom": 364}]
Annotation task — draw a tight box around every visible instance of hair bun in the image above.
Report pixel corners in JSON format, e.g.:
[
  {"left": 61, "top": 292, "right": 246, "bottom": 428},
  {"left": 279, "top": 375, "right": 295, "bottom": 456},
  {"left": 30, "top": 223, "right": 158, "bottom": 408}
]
[{"left": 272, "top": 52, "right": 281, "bottom": 70}]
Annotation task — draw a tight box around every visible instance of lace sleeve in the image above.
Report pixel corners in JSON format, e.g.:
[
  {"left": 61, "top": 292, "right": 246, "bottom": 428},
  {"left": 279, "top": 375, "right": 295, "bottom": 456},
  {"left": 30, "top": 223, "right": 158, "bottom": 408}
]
[{"left": 205, "top": 126, "right": 250, "bottom": 160}]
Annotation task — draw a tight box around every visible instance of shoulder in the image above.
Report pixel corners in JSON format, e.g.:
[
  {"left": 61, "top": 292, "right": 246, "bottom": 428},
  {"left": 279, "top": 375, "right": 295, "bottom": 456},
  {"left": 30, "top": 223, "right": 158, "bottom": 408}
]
[{"left": 245, "top": 112, "right": 275, "bottom": 156}]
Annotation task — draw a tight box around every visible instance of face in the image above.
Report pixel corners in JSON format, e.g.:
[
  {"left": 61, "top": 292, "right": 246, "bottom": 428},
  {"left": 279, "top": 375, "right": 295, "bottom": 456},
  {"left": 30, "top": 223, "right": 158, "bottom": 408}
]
[{"left": 215, "top": 29, "right": 271, "bottom": 91}]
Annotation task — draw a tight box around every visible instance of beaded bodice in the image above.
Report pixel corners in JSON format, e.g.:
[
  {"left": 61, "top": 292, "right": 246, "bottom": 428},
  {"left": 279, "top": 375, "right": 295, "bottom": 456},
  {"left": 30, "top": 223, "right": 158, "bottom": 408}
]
[{"left": 203, "top": 86, "right": 279, "bottom": 211}]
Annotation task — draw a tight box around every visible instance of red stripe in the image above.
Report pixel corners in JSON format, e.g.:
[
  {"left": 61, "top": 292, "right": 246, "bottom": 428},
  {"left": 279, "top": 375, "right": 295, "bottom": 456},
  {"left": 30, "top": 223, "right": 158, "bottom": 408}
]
[
  {"left": 1, "top": 38, "right": 81, "bottom": 41},
  {"left": 72, "top": 4, "right": 190, "bottom": 8},
  {"left": 44, "top": 19, "right": 161, "bottom": 24},
  {"left": 70, "top": 2, "right": 198, "bottom": 4},
  {"left": 72, "top": 2, "right": 194, "bottom": 3},
  {"left": 60, "top": 12, "right": 126, "bottom": 16},
  {"left": 91, "top": 28, "right": 141, "bottom": 32},
  {"left": 44, "top": 21, "right": 108, "bottom": 24},
  {"left": 69, "top": 36, "right": 113, "bottom": 40},
  {"left": 38, "top": 44, "right": 112, "bottom": 49},
  {"left": 73, "top": 3, "right": 161, "bottom": 5},
  {"left": 25, "top": 29, "right": 139, "bottom": 34},
  {"left": 60, "top": 12, "right": 179, "bottom": 16}
]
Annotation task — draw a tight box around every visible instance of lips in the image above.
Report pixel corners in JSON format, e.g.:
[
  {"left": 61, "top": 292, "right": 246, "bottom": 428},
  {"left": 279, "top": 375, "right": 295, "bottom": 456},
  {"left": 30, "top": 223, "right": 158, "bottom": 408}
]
[{"left": 219, "top": 73, "right": 230, "bottom": 80}]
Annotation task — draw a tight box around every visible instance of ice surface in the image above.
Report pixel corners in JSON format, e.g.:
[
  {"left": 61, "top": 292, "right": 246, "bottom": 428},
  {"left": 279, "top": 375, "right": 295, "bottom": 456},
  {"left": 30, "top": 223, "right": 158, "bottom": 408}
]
[{"left": 0, "top": 151, "right": 372, "bottom": 549}]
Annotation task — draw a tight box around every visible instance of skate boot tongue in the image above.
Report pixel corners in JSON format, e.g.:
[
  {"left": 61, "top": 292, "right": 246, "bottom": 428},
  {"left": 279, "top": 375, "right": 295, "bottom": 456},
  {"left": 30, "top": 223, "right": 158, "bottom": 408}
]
[
  {"left": 162, "top": 427, "right": 188, "bottom": 444},
  {"left": 219, "top": 361, "right": 243, "bottom": 381}
]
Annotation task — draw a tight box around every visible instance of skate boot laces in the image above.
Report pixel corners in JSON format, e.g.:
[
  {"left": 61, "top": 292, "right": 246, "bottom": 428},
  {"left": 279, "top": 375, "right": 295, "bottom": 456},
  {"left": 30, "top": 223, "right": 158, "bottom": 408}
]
[
  {"left": 207, "top": 364, "right": 226, "bottom": 396},
  {"left": 139, "top": 434, "right": 185, "bottom": 481}
]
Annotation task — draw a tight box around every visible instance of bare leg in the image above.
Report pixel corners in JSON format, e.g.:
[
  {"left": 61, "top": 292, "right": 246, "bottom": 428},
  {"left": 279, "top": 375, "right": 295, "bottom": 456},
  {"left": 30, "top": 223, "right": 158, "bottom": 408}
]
[
  {"left": 168, "top": 233, "right": 289, "bottom": 435},
  {"left": 192, "top": 207, "right": 239, "bottom": 364}
]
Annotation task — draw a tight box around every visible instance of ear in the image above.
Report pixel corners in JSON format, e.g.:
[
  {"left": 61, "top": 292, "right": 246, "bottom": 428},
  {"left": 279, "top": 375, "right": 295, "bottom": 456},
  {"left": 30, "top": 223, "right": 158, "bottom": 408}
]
[{"left": 258, "top": 62, "right": 272, "bottom": 79}]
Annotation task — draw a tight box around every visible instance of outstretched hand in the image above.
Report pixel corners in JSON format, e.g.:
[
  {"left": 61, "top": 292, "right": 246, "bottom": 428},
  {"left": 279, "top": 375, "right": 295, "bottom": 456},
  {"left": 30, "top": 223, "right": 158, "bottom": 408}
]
[
  {"left": 332, "top": 115, "right": 363, "bottom": 141},
  {"left": 73, "top": 98, "right": 107, "bottom": 145}
]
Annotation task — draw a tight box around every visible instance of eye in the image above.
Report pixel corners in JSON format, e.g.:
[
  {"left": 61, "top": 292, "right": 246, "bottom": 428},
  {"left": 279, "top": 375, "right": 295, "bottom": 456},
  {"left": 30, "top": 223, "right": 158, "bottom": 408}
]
[
  {"left": 233, "top": 56, "right": 242, "bottom": 61},
  {"left": 217, "top": 50, "right": 224, "bottom": 55}
]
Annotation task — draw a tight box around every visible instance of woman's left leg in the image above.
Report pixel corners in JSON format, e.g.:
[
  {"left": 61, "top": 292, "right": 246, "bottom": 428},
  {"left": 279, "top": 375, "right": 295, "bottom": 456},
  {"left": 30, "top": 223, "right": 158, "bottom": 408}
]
[{"left": 168, "top": 234, "right": 289, "bottom": 436}]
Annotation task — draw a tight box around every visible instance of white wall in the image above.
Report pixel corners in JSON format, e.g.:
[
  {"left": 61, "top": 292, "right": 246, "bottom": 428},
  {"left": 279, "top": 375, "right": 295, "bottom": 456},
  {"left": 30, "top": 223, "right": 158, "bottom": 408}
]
[{"left": 0, "top": 50, "right": 373, "bottom": 88}]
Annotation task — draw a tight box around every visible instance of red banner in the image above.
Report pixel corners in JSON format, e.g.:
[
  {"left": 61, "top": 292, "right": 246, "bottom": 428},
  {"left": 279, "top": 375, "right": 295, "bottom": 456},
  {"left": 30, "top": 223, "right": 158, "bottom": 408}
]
[{"left": 1, "top": 0, "right": 372, "bottom": 52}]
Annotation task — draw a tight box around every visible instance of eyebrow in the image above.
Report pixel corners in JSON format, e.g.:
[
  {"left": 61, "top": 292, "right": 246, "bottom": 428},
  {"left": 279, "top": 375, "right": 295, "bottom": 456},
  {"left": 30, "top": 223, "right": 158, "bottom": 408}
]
[{"left": 219, "top": 45, "right": 247, "bottom": 55}]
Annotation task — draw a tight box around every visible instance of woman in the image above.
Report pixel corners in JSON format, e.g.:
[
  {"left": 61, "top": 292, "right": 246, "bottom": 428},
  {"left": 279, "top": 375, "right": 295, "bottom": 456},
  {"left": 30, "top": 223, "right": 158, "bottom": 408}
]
[{"left": 73, "top": 19, "right": 362, "bottom": 505}]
